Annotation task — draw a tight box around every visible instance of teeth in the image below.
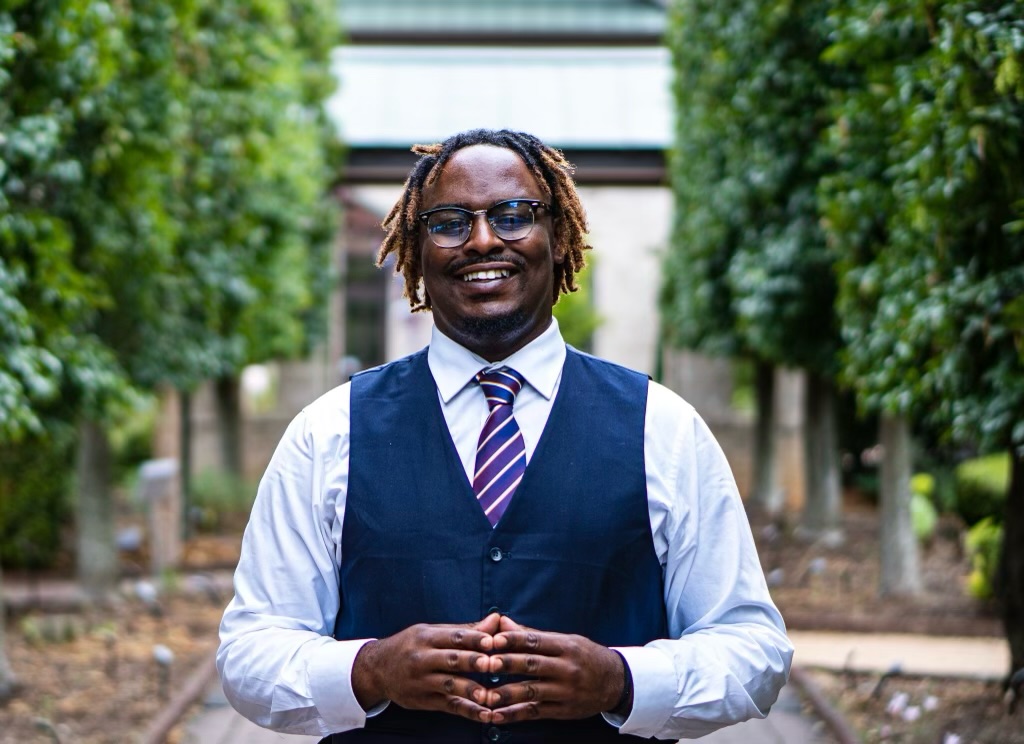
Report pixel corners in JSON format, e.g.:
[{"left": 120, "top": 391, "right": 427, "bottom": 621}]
[{"left": 462, "top": 269, "right": 510, "bottom": 282}]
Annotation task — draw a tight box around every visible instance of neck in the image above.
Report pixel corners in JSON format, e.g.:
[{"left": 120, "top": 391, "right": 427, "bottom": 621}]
[{"left": 444, "top": 313, "right": 552, "bottom": 362}]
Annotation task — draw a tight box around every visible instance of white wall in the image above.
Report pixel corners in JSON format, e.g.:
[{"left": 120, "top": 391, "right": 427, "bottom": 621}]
[{"left": 581, "top": 185, "right": 672, "bottom": 376}]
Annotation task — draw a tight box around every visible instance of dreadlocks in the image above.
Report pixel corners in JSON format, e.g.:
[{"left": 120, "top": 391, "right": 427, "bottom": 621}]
[{"left": 377, "top": 129, "right": 591, "bottom": 311}]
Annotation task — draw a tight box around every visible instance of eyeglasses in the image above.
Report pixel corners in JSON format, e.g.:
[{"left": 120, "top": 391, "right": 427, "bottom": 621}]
[{"left": 417, "top": 199, "right": 550, "bottom": 249}]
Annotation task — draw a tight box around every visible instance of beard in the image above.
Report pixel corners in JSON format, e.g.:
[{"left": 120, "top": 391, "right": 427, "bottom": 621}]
[{"left": 455, "top": 308, "right": 531, "bottom": 343}]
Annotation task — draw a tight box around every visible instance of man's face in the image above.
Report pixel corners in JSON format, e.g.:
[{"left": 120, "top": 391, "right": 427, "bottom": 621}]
[{"left": 418, "top": 144, "right": 565, "bottom": 361}]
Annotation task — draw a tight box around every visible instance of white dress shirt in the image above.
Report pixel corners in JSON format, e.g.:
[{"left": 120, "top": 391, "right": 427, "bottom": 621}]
[{"left": 218, "top": 319, "right": 793, "bottom": 740}]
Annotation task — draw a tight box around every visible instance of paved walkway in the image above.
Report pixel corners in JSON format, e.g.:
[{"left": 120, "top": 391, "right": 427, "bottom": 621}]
[{"left": 790, "top": 630, "right": 1009, "bottom": 680}]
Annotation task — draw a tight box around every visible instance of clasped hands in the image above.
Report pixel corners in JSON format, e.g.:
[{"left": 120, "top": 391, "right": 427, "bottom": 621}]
[{"left": 351, "top": 613, "right": 626, "bottom": 724}]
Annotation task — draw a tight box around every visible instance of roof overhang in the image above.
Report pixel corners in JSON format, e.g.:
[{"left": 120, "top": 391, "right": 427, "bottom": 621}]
[{"left": 341, "top": 146, "right": 667, "bottom": 186}]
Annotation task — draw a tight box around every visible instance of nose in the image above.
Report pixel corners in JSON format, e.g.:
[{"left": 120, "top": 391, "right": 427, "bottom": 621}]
[{"left": 463, "top": 212, "right": 503, "bottom": 253}]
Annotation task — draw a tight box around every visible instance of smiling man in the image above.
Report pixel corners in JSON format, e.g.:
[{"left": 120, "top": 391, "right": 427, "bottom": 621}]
[{"left": 218, "top": 129, "right": 793, "bottom": 742}]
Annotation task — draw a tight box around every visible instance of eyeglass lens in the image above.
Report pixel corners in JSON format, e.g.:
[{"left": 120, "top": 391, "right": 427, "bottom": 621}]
[{"left": 425, "top": 200, "right": 537, "bottom": 248}]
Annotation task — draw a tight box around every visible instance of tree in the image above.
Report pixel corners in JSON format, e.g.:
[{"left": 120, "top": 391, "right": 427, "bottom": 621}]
[
  {"left": 663, "top": 0, "right": 779, "bottom": 514},
  {"left": 2, "top": 0, "right": 340, "bottom": 598},
  {"left": 166, "top": 0, "right": 339, "bottom": 481},
  {"left": 1, "top": 0, "right": 148, "bottom": 598},
  {"left": 664, "top": 0, "right": 844, "bottom": 527},
  {"left": 822, "top": 0, "right": 1024, "bottom": 668},
  {"left": 0, "top": 560, "right": 14, "bottom": 700}
]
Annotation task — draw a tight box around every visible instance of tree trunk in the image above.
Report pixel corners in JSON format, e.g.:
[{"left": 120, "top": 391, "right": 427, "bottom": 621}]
[
  {"left": 214, "top": 374, "right": 243, "bottom": 480},
  {"left": 878, "top": 413, "right": 921, "bottom": 596},
  {"left": 1000, "top": 450, "right": 1024, "bottom": 679},
  {"left": 180, "top": 390, "right": 193, "bottom": 540},
  {"left": 801, "top": 373, "right": 842, "bottom": 534},
  {"left": 750, "top": 361, "right": 782, "bottom": 515},
  {"left": 76, "top": 419, "right": 117, "bottom": 600},
  {"left": 0, "top": 560, "right": 17, "bottom": 700}
]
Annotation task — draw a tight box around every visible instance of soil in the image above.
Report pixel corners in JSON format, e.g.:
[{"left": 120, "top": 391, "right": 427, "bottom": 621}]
[
  {"left": 0, "top": 536, "right": 239, "bottom": 744},
  {"left": 805, "top": 670, "right": 1023, "bottom": 744},
  {"left": 751, "top": 501, "right": 1003, "bottom": 638},
  {"left": 748, "top": 497, "right": 1020, "bottom": 743},
  {"left": 1, "top": 504, "right": 1017, "bottom": 743}
]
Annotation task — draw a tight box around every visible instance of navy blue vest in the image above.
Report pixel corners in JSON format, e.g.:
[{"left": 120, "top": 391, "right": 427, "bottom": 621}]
[{"left": 327, "top": 348, "right": 668, "bottom": 743}]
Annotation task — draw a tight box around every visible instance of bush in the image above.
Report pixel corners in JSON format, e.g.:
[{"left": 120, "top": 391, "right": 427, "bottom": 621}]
[
  {"left": 964, "top": 517, "right": 1004, "bottom": 600},
  {"left": 909, "top": 473, "right": 938, "bottom": 542},
  {"left": 954, "top": 454, "right": 1010, "bottom": 526},
  {"left": 189, "top": 469, "right": 257, "bottom": 532},
  {"left": 0, "top": 433, "right": 75, "bottom": 570},
  {"left": 108, "top": 394, "right": 157, "bottom": 482}
]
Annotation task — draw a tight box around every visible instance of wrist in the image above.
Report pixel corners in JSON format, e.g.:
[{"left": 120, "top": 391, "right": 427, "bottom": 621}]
[
  {"left": 352, "top": 639, "right": 387, "bottom": 711},
  {"left": 608, "top": 649, "right": 633, "bottom": 718}
]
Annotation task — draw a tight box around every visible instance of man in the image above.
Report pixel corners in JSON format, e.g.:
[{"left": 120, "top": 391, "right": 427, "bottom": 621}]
[{"left": 218, "top": 129, "right": 792, "bottom": 742}]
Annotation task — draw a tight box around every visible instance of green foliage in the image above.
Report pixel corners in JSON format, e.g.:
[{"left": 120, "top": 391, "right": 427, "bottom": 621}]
[
  {"left": 911, "top": 492, "right": 939, "bottom": 542},
  {"left": 910, "top": 473, "right": 935, "bottom": 499},
  {"left": 909, "top": 472, "right": 939, "bottom": 541},
  {"left": 1, "top": 0, "right": 340, "bottom": 426},
  {"left": 107, "top": 393, "right": 157, "bottom": 481},
  {"left": 190, "top": 469, "right": 257, "bottom": 532},
  {"left": 822, "top": 1, "right": 1024, "bottom": 455},
  {"left": 0, "top": 1, "right": 133, "bottom": 437},
  {"left": 141, "top": 0, "right": 341, "bottom": 389},
  {"left": 553, "top": 262, "right": 601, "bottom": 350},
  {"left": 965, "top": 516, "right": 1004, "bottom": 599},
  {"left": 663, "top": 0, "right": 842, "bottom": 374},
  {"left": 0, "top": 430, "right": 74, "bottom": 569},
  {"left": 955, "top": 453, "right": 1010, "bottom": 526}
]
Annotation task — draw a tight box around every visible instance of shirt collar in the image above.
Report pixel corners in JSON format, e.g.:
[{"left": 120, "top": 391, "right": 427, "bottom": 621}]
[{"left": 428, "top": 318, "right": 566, "bottom": 404}]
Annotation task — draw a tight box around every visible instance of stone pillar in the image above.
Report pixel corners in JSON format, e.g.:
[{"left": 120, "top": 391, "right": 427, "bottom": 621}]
[{"left": 139, "top": 458, "right": 181, "bottom": 578}]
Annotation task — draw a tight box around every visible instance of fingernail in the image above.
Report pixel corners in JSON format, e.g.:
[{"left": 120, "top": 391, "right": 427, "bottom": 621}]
[
  {"left": 493, "top": 713, "right": 504, "bottom": 723},
  {"left": 473, "top": 689, "right": 484, "bottom": 703}
]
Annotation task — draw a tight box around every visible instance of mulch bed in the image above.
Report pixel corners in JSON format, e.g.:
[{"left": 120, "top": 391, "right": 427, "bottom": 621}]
[
  {"left": 752, "top": 504, "right": 1003, "bottom": 638},
  {"left": 0, "top": 592, "right": 225, "bottom": 744},
  {"left": 749, "top": 500, "right": 1020, "bottom": 743},
  {"left": 805, "top": 669, "right": 1022, "bottom": 744}
]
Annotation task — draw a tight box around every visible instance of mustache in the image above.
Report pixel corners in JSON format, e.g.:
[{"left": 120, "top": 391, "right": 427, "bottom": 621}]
[{"left": 447, "top": 254, "right": 526, "bottom": 274}]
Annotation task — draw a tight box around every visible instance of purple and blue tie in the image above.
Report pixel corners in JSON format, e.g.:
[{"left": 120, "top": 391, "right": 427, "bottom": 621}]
[{"left": 473, "top": 367, "right": 527, "bottom": 527}]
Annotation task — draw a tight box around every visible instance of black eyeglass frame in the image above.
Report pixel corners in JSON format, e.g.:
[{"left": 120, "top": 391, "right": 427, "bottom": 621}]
[{"left": 416, "top": 198, "right": 551, "bottom": 248}]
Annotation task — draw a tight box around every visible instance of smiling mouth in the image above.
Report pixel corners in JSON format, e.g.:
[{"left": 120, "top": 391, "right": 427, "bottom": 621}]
[{"left": 462, "top": 269, "right": 511, "bottom": 282}]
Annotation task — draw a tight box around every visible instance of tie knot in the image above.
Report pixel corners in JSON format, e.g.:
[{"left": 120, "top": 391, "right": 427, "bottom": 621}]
[{"left": 476, "top": 367, "right": 524, "bottom": 409}]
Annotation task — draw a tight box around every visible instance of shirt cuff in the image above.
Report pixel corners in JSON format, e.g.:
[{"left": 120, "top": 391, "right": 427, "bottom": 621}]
[
  {"left": 602, "top": 645, "right": 676, "bottom": 737},
  {"left": 308, "top": 638, "right": 389, "bottom": 730}
]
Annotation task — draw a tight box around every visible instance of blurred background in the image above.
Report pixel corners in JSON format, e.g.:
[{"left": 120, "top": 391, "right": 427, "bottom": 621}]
[{"left": 1, "top": 1, "right": 1022, "bottom": 742}]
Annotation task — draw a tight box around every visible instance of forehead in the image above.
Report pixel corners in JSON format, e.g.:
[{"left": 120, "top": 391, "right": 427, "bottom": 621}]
[{"left": 422, "top": 145, "right": 545, "bottom": 208}]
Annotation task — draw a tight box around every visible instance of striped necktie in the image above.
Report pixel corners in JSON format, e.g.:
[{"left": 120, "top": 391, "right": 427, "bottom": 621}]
[{"left": 473, "top": 367, "right": 526, "bottom": 527}]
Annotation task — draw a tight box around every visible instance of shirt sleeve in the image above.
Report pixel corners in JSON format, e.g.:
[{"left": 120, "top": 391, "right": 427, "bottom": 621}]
[
  {"left": 614, "top": 382, "right": 794, "bottom": 740},
  {"left": 216, "top": 387, "right": 377, "bottom": 736}
]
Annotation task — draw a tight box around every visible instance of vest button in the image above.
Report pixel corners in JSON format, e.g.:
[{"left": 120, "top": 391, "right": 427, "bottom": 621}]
[
  {"left": 486, "top": 605, "right": 501, "bottom": 615},
  {"left": 489, "top": 547, "right": 503, "bottom": 562},
  {"left": 486, "top": 725, "right": 502, "bottom": 741},
  {"left": 489, "top": 673, "right": 502, "bottom": 684}
]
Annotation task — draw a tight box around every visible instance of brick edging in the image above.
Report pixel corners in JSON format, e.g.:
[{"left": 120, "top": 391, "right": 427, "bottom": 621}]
[
  {"left": 788, "top": 665, "right": 861, "bottom": 744},
  {"left": 138, "top": 651, "right": 218, "bottom": 744}
]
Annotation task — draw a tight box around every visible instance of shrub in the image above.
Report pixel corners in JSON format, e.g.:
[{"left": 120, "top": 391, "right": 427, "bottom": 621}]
[
  {"left": 189, "top": 469, "right": 256, "bottom": 532},
  {"left": 964, "top": 517, "right": 1004, "bottom": 600},
  {"left": 910, "top": 492, "right": 938, "bottom": 543},
  {"left": 0, "top": 433, "right": 75, "bottom": 570},
  {"left": 909, "top": 473, "right": 938, "bottom": 542},
  {"left": 954, "top": 454, "right": 1009, "bottom": 526}
]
